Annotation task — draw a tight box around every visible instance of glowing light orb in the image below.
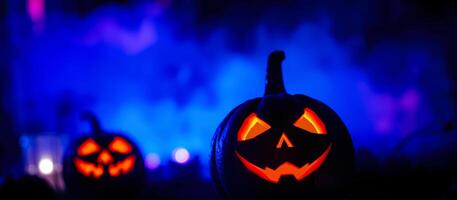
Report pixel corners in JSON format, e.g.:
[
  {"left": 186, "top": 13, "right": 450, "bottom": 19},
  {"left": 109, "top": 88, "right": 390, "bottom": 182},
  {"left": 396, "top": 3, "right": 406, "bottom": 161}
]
[
  {"left": 172, "top": 148, "right": 190, "bottom": 164},
  {"left": 145, "top": 153, "right": 161, "bottom": 169},
  {"left": 38, "top": 158, "right": 54, "bottom": 175}
]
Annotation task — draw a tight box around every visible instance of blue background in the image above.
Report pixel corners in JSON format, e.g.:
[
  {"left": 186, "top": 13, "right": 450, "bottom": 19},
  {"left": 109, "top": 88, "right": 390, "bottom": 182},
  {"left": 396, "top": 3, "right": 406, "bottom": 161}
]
[{"left": 1, "top": 0, "right": 456, "bottom": 178}]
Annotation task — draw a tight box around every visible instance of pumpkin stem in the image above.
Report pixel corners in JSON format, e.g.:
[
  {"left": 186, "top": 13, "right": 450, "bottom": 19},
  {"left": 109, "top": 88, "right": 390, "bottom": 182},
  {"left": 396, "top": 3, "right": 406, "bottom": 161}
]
[
  {"left": 81, "top": 112, "right": 103, "bottom": 135},
  {"left": 264, "top": 50, "right": 287, "bottom": 96}
]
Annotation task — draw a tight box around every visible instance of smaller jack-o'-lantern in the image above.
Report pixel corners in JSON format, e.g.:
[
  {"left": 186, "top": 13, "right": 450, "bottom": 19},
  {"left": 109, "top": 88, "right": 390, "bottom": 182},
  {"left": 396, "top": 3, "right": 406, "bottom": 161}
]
[
  {"left": 210, "top": 51, "right": 355, "bottom": 199},
  {"left": 63, "top": 113, "right": 145, "bottom": 199},
  {"left": 73, "top": 136, "right": 136, "bottom": 179}
]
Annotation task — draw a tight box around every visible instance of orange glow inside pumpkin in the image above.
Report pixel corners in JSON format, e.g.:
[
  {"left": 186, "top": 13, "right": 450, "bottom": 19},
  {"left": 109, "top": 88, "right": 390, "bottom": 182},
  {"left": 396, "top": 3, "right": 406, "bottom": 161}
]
[
  {"left": 108, "top": 155, "right": 136, "bottom": 177},
  {"left": 237, "top": 113, "right": 271, "bottom": 141},
  {"left": 236, "top": 144, "right": 332, "bottom": 183},
  {"left": 109, "top": 137, "right": 133, "bottom": 154},
  {"left": 276, "top": 133, "right": 294, "bottom": 149},
  {"left": 74, "top": 137, "right": 136, "bottom": 178},
  {"left": 77, "top": 138, "right": 101, "bottom": 156},
  {"left": 236, "top": 108, "right": 330, "bottom": 183},
  {"left": 294, "top": 108, "right": 327, "bottom": 134},
  {"left": 74, "top": 158, "right": 104, "bottom": 178},
  {"left": 98, "top": 150, "right": 114, "bottom": 164}
]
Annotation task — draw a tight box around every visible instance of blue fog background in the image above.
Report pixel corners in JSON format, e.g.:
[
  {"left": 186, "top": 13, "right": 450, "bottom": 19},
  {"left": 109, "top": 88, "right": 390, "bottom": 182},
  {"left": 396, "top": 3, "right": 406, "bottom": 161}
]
[{"left": 2, "top": 0, "right": 456, "bottom": 174}]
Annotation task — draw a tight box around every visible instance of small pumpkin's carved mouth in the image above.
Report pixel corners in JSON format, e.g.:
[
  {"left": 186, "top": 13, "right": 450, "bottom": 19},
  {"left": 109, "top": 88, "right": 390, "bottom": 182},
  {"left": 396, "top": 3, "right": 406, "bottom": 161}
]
[
  {"left": 74, "top": 155, "right": 136, "bottom": 178},
  {"left": 235, "top": 144, "right": 332, "bottom": 183}
]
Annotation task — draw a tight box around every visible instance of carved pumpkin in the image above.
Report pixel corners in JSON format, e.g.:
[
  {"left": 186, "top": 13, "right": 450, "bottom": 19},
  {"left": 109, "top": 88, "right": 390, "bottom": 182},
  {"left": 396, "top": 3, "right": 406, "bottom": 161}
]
[
  {"left": 63, "top": 113, "right": 145, "bottom": 199},
  {"left": 210, "top": 51, "right": 355, "bottom": 199}
]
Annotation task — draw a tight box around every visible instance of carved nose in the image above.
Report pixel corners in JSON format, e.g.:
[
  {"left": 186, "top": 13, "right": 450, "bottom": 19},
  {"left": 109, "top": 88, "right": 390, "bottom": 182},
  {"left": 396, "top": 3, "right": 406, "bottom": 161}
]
[
  {"left": 98, "top": 150, "right": 113, "bottom": 164},
  {"left": 276, "top": 133, "right": 294, "bottom": 149}
]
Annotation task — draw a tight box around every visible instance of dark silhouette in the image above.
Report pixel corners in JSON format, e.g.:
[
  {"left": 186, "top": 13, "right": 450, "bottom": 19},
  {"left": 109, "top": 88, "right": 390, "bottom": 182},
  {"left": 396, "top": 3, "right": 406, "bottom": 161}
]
[{"left": 0, "top": 176, "right": 56, "bottom": 200}]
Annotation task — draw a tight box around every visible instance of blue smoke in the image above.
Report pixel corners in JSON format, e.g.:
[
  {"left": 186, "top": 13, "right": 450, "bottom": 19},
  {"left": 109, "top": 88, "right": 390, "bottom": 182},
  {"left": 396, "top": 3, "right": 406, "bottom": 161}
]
[{"left": 9, "top": 1, "right": 452, "bottom": 170}]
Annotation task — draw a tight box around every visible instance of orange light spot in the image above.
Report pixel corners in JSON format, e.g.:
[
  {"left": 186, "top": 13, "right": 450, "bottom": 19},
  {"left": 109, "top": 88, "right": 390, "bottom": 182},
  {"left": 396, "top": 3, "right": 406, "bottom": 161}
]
[
  {"left": 109, "top": 137, "right": 133, "bottom": 154},
  {"left": 109, "top": 165, "right": 120, "bottom": 177},
  {"left": 236, "top": 144, "right": 332, "bottom": 183},
  {"left": 108, "top": 155, "right": 136, "bottom": 177},
  {"left": 97, "top": 150, "right": 113, "bottom": 165},
  {"left": 74, "top": 158, "right": 104, "bottom": 178},
  {"left": 276, "top": 133, "right": 294, "bottom": 148},
  {"left": 77, "top": 138, "right": 101, "bottom": 156},
  {"left": 293, "top": 108, "right": 327, "bottom": 134},
  {"left": 237, "top": 113, "right": 271, "bottom": 141}
]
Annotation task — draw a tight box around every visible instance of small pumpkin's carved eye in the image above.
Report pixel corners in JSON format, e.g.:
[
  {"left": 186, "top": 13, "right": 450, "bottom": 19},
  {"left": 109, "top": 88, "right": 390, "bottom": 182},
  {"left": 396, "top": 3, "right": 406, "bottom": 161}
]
[
  {"left": 294, "top": 108, "right": 327, "bottom": 135},
  {"left": 109, "top": 137, "right": 132, "bottom": 154},
  {"left": 237, "top": 113, "right": 271, "bottom": 141},
  {"left": 78, "top": 139, "right": 101, "bottom": 156}
]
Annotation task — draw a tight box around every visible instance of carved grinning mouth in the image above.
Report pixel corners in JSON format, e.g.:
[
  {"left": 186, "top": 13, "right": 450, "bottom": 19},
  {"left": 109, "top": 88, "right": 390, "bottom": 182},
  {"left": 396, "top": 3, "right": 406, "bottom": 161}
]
[
  {"left": 74, "top": 155, "right": 136, "bottom": 178},
  {"left": 235, "top": 144, "right": 332, "bottom": 183}
]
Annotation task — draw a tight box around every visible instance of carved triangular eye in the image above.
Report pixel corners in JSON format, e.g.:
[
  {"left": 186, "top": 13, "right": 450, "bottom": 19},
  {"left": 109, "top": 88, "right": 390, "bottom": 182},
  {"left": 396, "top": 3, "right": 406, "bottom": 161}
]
[
  {"left": 109, "top": 137, "right": 132, "bottom": 154},
  {"left": 293, "top": 108, "right": 327, "bottom": 135},
  {"left": 237, "top": 113, "right": 271, "bottom": 141},
  {"left": 78, "top": 138, "right": 101, "bottom": 156}
]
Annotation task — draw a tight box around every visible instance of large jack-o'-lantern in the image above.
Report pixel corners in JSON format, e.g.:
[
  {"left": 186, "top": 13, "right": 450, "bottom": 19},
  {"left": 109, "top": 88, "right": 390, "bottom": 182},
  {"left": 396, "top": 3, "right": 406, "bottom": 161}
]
[
  {"left": 210, "top": 51, "right": 355, "bottom": 199},
  {"left": 63, "top": 113, "right": 145, "bottom": 199}
]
